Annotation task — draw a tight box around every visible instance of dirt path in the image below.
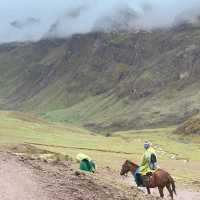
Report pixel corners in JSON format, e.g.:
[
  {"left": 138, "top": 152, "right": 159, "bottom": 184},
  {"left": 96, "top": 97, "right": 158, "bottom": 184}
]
[
  {"left": 173, "top": 189, "right": 200, "bottom": 200},
  {"left": 0, "top": 153, "right": 49, "bottom": 200},
  {"left": 0, "top": 152, "right": 160, "bottom": 200},
  {"left": 119, "top": 175, "right": 200, "bottom": 200},
  {"left": 92, "top": 166, "right": 200, "bottom": 200}
]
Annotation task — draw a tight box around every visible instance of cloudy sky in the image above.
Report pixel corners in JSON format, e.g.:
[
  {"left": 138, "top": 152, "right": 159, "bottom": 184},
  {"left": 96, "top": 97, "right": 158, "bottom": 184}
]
[{"left": 0, "top": 0, "right": 199, "bottom": 43}]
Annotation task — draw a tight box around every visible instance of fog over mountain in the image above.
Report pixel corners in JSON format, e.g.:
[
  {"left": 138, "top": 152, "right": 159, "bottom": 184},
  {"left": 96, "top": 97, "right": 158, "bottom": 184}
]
[
  {"left": 0, "top": 0, "right": 200, "bottom": 42},
  {"left": 10, "top": 18, "right": 40, "bottom": 29}
]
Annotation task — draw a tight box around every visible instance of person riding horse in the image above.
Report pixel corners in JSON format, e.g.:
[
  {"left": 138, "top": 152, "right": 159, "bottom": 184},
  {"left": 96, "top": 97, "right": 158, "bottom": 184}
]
[
  {"left": 135, "top": 141, "right": 158, "bottom": 186},
  {"left": 120, "top": 141, "right": 176, "bottom": 199},
  {"left": 120, "top": 160, "right": 176, "bottom": 199}
]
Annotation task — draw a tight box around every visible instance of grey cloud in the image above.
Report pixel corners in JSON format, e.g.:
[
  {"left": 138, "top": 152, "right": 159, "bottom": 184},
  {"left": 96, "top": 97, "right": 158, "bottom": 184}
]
[
  {"left": 64, "top": 5, "right": 88, "bottom": 18},
  {"left": 45, "top": 4, "right": 88, "bottom": 38},
  {"left": 10, "top": 17, "right": 40, "bottom": 29},
  {"left": 93, "top": 4, "right": 139, "bottom": 32},
  {"left": 2, "top": 0, "right": 200, "bottom": 42},
  {"left": 140, "top": 2, "right": 153, "bottom": 12},
  {"left": 173, "top": 6, "right": 200, "bottom": 26}
]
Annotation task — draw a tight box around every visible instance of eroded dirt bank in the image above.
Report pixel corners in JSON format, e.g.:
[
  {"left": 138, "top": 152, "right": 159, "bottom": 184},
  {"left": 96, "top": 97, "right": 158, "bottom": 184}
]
[{"left": 0, "top": 152, "right": 160, "bottom": 200}]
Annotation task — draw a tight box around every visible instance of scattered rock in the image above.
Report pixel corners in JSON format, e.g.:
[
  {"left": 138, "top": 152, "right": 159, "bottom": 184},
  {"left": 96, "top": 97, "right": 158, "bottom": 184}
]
[{"left": 74, "top": 171, "right": 86, "bottom": 177}]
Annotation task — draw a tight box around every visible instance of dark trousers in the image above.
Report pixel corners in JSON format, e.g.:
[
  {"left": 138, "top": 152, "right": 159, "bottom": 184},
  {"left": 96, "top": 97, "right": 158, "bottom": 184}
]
[{"left": 135, "top": 173, "right": 143, "bottom": 186}]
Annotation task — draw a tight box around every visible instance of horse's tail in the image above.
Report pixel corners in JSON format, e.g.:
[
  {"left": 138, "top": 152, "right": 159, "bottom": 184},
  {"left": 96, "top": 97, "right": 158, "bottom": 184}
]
[{"left": 169, "top": 176, "right": 177, "bottom": 195}]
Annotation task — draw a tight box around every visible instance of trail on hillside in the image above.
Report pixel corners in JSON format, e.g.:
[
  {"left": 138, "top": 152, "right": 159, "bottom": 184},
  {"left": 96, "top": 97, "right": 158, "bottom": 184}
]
[
  {"left": 0, "top": 153, "right": 49, "bottom": 200},
  {"left": 25, "top": 142, "right": 136, "bottom": 155}
]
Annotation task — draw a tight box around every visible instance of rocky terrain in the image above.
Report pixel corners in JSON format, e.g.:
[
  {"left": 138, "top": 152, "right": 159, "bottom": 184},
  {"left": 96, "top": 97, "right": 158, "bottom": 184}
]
[
  {"left": 0, "top": 144, "right": 199, "bottom": 200},
  {"left": 176, "top": 114, "right": 200, "bottom": 135},
  {"left": 0, "top": 151, "right": 161, "bottom": 200}
]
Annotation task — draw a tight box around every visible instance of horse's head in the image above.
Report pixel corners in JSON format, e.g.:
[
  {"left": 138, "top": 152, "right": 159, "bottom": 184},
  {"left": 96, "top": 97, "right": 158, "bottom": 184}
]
[{"left": 120, "top": 160, "right": 138, "bottom": 176}]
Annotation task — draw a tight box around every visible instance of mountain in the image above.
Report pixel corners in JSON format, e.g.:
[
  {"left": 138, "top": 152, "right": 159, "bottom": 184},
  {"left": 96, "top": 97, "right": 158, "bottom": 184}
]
[{"left": 0, "top": 25, "right": 200, "bottom": 132}]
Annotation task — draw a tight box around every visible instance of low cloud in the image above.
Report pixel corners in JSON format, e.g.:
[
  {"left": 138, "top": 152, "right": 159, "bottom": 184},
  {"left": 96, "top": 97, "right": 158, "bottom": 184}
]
[
  {"left": 46, "top": 4, "right": 88, "bottom": 38},
  {"left": 93, "top": 4, "right": 140, "bottom": 32},
  {"left": 1, "top": 0, "right": 200, "bottom": 42},
  {"left": 10, "top": 17, "right": 40, "bottom": 29},
  {"left": 64, "top": 4, "right": 88, "bottom": 19}
]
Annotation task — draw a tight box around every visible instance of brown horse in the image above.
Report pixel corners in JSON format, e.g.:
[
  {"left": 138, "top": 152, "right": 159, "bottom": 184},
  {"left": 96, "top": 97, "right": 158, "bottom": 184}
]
[{"left": 120, "top": 160, "right": 176, "bottom": 199}]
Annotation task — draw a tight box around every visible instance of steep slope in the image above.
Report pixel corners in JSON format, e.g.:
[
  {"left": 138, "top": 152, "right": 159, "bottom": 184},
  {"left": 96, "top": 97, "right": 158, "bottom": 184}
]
[
  {"left": 0, "top": 26, "right": 200, "bottom": 130},
  {"left": 175, "top": 114, "right": 200, "bottom": 135},
  {"left": 0, "top": 152, "right": 160, "bottom": 200}
]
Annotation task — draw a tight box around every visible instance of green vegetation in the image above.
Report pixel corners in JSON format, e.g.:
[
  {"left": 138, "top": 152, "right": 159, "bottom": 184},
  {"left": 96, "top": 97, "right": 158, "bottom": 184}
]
[
  {"left": 0, "top": 111, "right": 199, "bottom": 185},
  {"left": 42, "top": 81, "right": 200, "bottom": 132},
  {"left": 112, "top": 63, "right": 129, "bottom": 82},
  {"left": 0, "top": 30, "right": 200, "bottom": 130},
  {"left": 0, "top": 26, "right": 199, "bottom": 197},
  {"left": 109, "top": 33, "right": 129, "bottom": 45}
]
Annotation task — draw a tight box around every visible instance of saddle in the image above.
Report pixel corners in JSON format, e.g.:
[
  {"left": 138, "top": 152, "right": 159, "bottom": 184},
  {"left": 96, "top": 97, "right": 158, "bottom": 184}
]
[{"left": 142, "top": 171, "right": 156, "bottom": 187}]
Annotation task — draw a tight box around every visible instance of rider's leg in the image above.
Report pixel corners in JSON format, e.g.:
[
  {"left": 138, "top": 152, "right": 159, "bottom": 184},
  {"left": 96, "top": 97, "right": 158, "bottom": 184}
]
[{"left": 135, "top": 173, "right": 143, "bottom": 186}]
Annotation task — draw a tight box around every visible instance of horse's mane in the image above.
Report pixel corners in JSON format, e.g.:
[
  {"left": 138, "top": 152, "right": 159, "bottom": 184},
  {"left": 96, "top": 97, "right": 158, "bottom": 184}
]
[{"left": 126, "top": 160, "right": 139, "bottom": 168}]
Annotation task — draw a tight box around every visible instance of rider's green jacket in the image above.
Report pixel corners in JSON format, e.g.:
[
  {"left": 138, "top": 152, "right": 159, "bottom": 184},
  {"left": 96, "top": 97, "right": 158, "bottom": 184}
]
[{"left": 139, "top": 147, "right": 156, "bottom": 175}]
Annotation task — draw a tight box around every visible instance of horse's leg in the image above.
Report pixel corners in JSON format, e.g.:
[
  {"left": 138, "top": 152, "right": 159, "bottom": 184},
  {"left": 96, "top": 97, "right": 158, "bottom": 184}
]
[
  {"left": 158, "top": 186, "right": 164, "bottom": 198},
  {"left": 146, "top": 187, "right": 151, "bottom": 194},
  {"left": 166, "top": 183, "right": 173, "bottom": 200}
]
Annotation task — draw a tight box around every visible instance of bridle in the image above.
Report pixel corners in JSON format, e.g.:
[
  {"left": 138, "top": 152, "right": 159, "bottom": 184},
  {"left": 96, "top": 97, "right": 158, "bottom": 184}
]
[{"left": 121, "top": 160, "right": 138, "bottom": 177}]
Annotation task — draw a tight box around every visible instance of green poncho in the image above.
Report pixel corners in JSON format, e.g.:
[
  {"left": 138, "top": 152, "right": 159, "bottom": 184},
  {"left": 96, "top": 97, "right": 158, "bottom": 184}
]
[
  {"left": 76, "top": 153, "right": 96, "bottom": 172},
  {"left": 80, "top": 159, "right": 96, "bottom": 172},
  {"left": 139, "top": 147, "right": 156, "bottom": 175}
]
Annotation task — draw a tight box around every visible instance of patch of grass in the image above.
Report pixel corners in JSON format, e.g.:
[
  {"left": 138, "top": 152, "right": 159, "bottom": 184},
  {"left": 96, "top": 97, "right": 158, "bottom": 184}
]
[
  {"left": 109, "top": 33, "right": 129, "bottom": 45},
  {"left": 112, "top": 63, "right": 129, "bottom": 82}
]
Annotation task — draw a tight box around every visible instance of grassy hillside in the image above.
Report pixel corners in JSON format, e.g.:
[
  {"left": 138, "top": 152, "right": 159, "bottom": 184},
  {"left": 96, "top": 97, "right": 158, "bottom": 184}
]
[
  {"left": 43, "top": 83, "right": 200, "bottom": 132},
  {"left": 0, "top": 27, "right": 200, "bottom": 130},
  {"left": 0, "top": 111, "right": 199, "bottom": 185}
]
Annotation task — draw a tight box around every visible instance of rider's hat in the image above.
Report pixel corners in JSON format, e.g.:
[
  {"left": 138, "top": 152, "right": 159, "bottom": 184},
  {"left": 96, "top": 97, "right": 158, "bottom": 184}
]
[{"left": 144, "top": 141, "right": 151, "bottom": 149}]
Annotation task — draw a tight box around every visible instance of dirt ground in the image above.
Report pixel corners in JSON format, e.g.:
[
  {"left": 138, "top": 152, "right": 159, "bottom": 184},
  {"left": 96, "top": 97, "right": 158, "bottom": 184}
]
[
  {"left": 0, "top": 151, "right": 199, "bottom": 200},
  {"left": 94, "top": 167, "right": 200, "bottom": 200},
  {"left": 0, "top": 152, "right": 161, "bottom": 200},
  {"left": 120, "top": 175, "right": 200, "bottom": 200}
]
